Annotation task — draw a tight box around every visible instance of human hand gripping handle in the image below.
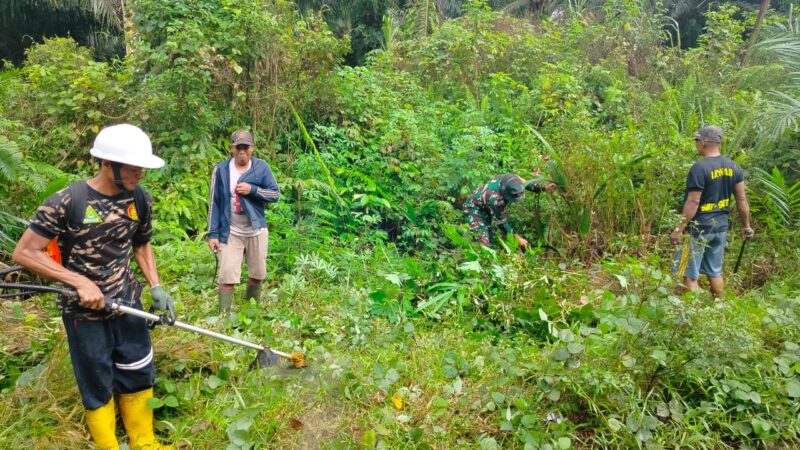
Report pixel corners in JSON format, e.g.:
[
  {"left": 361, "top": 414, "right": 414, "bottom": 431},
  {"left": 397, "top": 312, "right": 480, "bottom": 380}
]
[
  {"left": 208, "top": 239, "right": 221, "bottom": 252},
  {"left": 150, "top": 285, "right": 175, "bottom": 324},
  {"left": 76, "top": 278, "right": 105, "bottom": 310},
  {"left": 670, "top": 228, "right": 682, "bottom": 245}
]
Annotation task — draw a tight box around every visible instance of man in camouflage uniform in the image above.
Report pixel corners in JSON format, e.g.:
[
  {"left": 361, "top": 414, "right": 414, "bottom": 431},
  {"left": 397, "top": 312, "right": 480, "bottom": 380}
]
[
  {"left": 13, "top": 124, "right": 173, "bottom": 450},
  {"left": 463, "top": 174, "right": 556, "bottom": 248}
]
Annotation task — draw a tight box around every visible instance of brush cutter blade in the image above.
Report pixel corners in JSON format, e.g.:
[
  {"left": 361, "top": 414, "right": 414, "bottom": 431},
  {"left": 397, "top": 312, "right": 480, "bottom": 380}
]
[
  {"left": 251, "top": 349, "right": 282, "bottom": 369},
  {"left": 289, "top": 351, "right": 307, "bottom": 368}
]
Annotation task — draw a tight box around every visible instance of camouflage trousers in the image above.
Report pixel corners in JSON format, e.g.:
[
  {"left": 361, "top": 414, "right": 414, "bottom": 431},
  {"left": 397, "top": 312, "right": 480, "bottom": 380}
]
[{"left": 464, "top": 208, "right": 493, "bottom": 247}]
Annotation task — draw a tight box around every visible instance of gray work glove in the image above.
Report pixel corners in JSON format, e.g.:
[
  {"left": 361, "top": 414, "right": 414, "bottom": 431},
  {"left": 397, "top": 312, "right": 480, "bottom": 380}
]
[
  {"left": 150, "top": 285, "right": 174, "bottom": 312},
  {"left": 742, "top": 227, "right": 755, "bottom": 240}
]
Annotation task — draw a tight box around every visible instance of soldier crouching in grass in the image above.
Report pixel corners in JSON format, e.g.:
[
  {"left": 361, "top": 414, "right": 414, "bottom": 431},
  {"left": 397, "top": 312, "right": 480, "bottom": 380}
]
[{"left": 464, "top": 174, "right": 556, "bottom": 249}]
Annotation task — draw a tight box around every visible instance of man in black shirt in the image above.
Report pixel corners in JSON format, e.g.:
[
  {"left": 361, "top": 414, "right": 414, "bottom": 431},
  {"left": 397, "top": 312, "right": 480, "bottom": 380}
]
[
  {"left": 670, "top": 125, "right": 754, "bottom": 297},
  {"left": 13, "top": 124, "right": 174, "bottom": 449}
]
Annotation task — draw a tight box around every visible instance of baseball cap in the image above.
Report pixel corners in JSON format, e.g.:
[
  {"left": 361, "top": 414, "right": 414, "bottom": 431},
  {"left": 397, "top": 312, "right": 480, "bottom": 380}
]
[
  {"left": 231, "top": 130, "right": 254, "bottom": 146},
  {"left": 694, "top": 125, "right": 723, "bottom": 144}
]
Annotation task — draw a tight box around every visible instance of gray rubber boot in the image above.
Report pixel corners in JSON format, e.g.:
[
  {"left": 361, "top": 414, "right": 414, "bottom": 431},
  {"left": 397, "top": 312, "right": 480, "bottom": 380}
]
[
  {"left": 218, "top": 289, "right": 234, "bottom": 315},
  {"left": 244, "top": 283, "right": 262, "bottom": 302}
]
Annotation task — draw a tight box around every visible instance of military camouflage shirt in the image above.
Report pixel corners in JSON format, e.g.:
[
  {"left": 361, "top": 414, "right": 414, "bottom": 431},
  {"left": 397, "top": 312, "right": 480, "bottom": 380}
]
[
  {"left": 463, "top": 174, "right": 524, "bottom": 234},
  {"left": 29, "top": 183, "right": 152, "bottom": 318}
]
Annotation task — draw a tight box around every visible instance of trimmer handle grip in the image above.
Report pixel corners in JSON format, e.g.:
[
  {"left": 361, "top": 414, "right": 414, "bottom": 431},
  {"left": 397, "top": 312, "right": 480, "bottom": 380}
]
[{"left": 103, "top": 296, "right": 119, "bottom": 313}]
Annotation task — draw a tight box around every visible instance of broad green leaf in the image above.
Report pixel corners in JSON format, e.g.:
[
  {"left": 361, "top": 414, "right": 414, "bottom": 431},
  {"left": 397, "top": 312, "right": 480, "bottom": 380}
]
[
  {"left": 787, "top": 380, "right": 800, "bottom": 398},
  {"left": 361, "top": 430, "right": 377, "bottom": 448},
  {"left": 164, "top": 395, "right": 179, "bottom": 408},
  {"left": 491, "top": 392, "right": 506, "bottom": 404},
  {"left": 641, "top": 415, "right": 659, "bottom": 430},
  {"left": 567, "top": 343, "right": 585, "bottom": 355},
  {"left": 538, "top": 309, "right": 549, "bottom": 321},
  {"left": 431, "top": 397, "right": 448, "bottom": 408},
  {"left": 607, "top": 418, "right": 623, "bottom": 432},
  {"left": 578, "top": 207, "right": 591, "bottom": 237},
  {"left": 552, "top": 346, "right": 571, "bottom": 361},
  {"left": 458, "top": 260, "right": 482, "bottom": 272},
  {"left": 206, "top": 375, "right": 222, "bottom": 389}
]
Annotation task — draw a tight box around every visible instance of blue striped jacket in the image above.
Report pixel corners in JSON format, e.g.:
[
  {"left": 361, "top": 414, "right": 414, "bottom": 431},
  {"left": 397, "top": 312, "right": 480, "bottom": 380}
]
[{"left": 207, "top": 157, "right": 280, "bottom": 243}]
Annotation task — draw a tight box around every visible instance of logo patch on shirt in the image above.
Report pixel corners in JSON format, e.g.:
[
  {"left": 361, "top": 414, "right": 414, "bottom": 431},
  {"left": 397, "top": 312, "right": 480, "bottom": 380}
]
[
  {"left": 83, "top": 205, "right": 103, "bottom": 224},
  {"left": 127, "top": 203, "right": 139, "bottom": 221}
]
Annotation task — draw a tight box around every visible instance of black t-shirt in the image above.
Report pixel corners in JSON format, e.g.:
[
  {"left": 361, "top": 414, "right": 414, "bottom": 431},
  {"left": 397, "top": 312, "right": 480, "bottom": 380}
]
[
  {"left": 683, "top": 156, "right": 743, "bottom": 235},
  {"left": 29, "top": 184, "right": 152, "bottom": 314}
]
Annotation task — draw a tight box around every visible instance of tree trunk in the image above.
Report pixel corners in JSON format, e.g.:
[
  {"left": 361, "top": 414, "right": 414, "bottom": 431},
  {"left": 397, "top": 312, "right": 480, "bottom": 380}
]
[
  {"left": 119, "top": 0, "right": 132, "bottom": 56},
  {"left": 743, "top": 0, "right": 771, "bottom": 64}
]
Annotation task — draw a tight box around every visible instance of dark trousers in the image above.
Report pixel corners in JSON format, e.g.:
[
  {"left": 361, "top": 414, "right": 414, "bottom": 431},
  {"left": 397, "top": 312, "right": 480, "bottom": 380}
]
[{"left": 62, "top": 303, "right": 155, "bottom": 409}]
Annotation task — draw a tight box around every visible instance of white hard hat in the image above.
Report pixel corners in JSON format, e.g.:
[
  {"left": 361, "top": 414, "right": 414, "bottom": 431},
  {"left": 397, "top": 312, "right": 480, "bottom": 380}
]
[{"left": 90, "top": 124, "right": 165, "bottom": 169}]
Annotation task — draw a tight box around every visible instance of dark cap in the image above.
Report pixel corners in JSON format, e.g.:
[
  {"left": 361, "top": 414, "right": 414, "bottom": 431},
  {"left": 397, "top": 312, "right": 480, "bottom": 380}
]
[
  {"left": 694, "top": 125, "right": 723, "bottom": 144},
  {"left": 231, "top": 130, "right": 254, "bottom": 146}
]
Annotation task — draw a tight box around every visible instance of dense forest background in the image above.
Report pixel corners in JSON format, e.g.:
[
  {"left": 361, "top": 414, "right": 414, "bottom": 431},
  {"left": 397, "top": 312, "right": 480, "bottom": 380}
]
[{"left": 1, "top": 0, "right": 799, "bottom": 449}]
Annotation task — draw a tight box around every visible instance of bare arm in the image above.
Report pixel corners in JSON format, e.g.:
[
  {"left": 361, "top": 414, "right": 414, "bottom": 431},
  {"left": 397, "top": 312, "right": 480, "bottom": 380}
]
[
  {"left": 733, "top": 182, "right": 751, "bottom": 229},
  {"left": 12, "top": 229, "right": 104, "bottom": 309},
  {"left": 678, "top": 191, "right": 702, "bottom": 231},
  {"left": 133, "top": 242, "right": 160, "bottom": 288},
  {"left": 733, "top": 182, "right": 754, "bottom": 239},
  {"left": 670, "top": 191, "right": 701, "bottom": 244}
]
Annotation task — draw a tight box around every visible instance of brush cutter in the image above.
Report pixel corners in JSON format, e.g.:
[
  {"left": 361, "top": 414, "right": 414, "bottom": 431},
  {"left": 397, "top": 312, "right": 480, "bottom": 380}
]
[
  {"left": 0, "top": 282, "right": 306, "bottom": 369},
  {"left": 0, "top": 265, "right": 39, "bottom": 299}
]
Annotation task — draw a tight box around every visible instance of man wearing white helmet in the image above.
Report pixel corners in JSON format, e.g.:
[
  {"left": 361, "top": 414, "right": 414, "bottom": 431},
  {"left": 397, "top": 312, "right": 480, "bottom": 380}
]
[{"left": 13, "top": 124, "right": 174, "bottom": 449}]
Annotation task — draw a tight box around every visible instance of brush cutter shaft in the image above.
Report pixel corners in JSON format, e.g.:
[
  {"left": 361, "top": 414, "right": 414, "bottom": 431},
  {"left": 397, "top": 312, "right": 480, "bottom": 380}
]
[
  {"left": 0, "top": 282, "right": 296, "bottom": 363},
  {"left": 111, "top": 303, "right": 290, "bottom": 358}
]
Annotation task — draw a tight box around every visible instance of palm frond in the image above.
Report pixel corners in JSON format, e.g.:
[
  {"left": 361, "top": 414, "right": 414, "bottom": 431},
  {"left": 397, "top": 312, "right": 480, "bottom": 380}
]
[
  {"left": 89, "top": 0, "right": 122, "bottom": 30},
  {"left": 754, "top": 35, "right": 800, "bottom": 71},
  {"left": 1, "top": 0, "right": 121, "bottom": 29},
  {"left": 436, "top": 0, "right": 463, "bottom": 19},
  {"left": 754, "top": 3, "right": 800, "bottom": 69},
  {"left": 414, "top": 0, "right": 439, "bottom": 37},
  {"left": 754, "top": 90, "right": 800, "bottom": 142},
  {"left": 0, "top": 210, "right": 29, "bottom": 253},
  {"left": 753, "top": 166, "right": 800, "bottom": 228},
  {"left": 0, "top": 136, "right": 22, "bottom": 182}
]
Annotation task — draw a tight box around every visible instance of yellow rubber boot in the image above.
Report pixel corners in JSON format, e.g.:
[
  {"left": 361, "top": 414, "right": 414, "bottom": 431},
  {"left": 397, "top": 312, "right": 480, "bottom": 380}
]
[
  {"left": 119, "top": 388, "right": 174, "bottom": 450},
  {"left": 84, "top": 398, "right": 120, "bottom": 450}
]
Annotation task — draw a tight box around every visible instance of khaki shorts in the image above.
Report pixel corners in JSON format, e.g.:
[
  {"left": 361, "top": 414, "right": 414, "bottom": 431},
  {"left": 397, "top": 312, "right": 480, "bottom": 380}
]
[{"left": 218, "top": 229, "right": 268, "bottom": 284}]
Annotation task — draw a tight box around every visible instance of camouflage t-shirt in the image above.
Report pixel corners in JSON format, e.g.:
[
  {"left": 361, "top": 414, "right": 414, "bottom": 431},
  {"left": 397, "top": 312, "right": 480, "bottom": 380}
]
[
  {"left": 463, "top": 174, "right": 522, "bottom": 234},
  {"left": 29, "top": 183, "right": 153, "bottom": 315}
]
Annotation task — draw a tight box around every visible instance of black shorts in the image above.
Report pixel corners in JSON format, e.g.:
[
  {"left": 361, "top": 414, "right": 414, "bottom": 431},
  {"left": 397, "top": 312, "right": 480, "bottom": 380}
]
[{"left": 62, "top": 299, "right": 155, "bottom": 409}]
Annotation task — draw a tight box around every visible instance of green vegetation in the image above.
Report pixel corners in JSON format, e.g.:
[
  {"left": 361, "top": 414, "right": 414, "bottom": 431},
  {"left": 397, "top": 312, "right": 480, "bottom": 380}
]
[{"left": 1, "top": 0, "right": 799, "bottom": 448}]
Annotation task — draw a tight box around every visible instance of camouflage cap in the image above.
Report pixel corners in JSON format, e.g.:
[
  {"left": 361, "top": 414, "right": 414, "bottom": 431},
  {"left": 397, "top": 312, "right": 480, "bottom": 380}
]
[
  {"left": 694, "top": 125, "right": 723, "bottom": 144},
  {"left": 502, "top": 177, "right": 525, "bottom": 202},
  {"left": 231, "top": 130, "right": 254, "bottom": 146}
]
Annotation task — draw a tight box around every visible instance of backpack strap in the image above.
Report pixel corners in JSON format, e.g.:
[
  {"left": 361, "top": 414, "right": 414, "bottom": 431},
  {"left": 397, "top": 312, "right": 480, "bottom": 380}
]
[
  {"left": 60, "top": 181, "right": 89, "bottom": 266},
  {"left": 132, "top": 186, "right": 150, "bottom": 229}
]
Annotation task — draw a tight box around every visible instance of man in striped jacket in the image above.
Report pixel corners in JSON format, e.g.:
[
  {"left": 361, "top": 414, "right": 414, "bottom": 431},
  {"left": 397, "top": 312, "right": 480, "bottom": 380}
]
[{"left": 207, "top": 130, "right": 280, "bottom": 314}]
